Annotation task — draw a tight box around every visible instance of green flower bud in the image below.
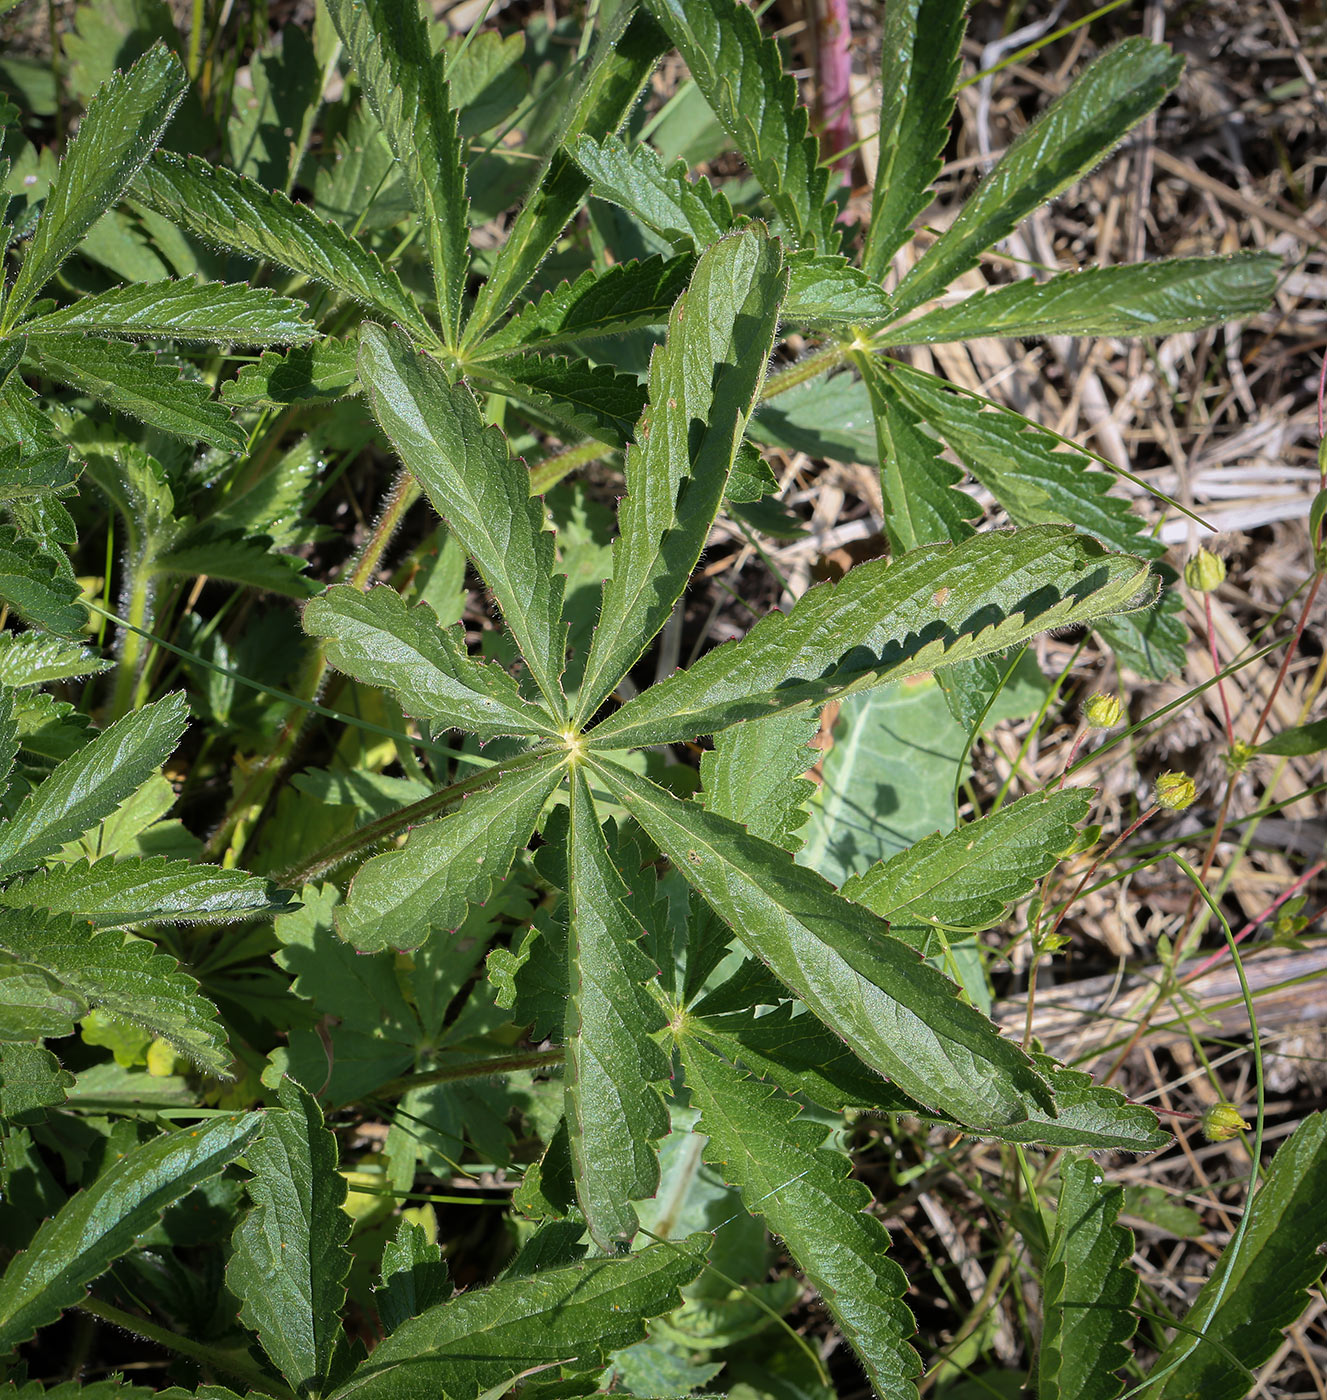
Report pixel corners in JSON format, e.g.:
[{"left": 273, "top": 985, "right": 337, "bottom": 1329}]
[
  {"left": 1201, "top": 1101, "right": 1248, "bottom": 1142},
  {"left": 1224, "top": 739, "right": 1255, "bottom": 776},
  {"left": 1084, "top": 693, "right": 1124, "bottom": 729},
  {"left": 1184, "top": 548, "right": 1226, "bottom": 593},
  {"left": 1154, "top": 771, "right": 1197, "bottom": 810}
]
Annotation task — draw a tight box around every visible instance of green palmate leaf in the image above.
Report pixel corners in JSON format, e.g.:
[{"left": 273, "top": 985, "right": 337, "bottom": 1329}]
[
  {"left": 376, "top": 1217, "right": 449, "bottom": 1336},
  {"left": 892, "top": 39, "right": 1183, "bottom": 317},
  {"left": 229, "top": 1079, "right": 352, "bottom": 1399},
  {"left": 0, "top": 963, "right": 87, "bottom": 1040},
  {"left": 483, "top": 255, "right": 695, "bottom": 354},
  {"left": 134, "top": 155, "right": 433, "bottom": 343},
  {"left": 0, "top": 856, "right": 285, "bottom": 927},
  {"left": 0, "top": 526, "right": 86, "bottom": 638},
  {"left": 842, "top": 788, "right": 1091, "bottom": 947},
  {"left": 22, "top": 278, "right": 316, "bottom": 344},
  {"left": 464, "top": 7, "right": 668, "bottom": 342},
  {"left": 1039, "top": 1158, "right": 1138, "bottom": 1400},
  {"left": 887, "top": 365, "right": 1187, "bottom": 677},
  {"left": 326, "top": 1234, "right": 707, "bottom": 1400},
  {"left": 589, "top": 755, "right": 1054, "bottom": 1134},
  {"left": 480, "top": 352, "right": 647, "bottom": 449},
  {"left": 575, "top": 227, "right": 787, "bottom": 723},
  {"left": 0, "top": 1113, "right": 259, "bottom": 1352},
  {"left": 587, "top": 526, "right": 1154, "bottom": 751},
  {"left": 0, "top": 632, "right": 109, "bottom": 687},
  {"left": 783, "top": 253, "right": 894, "bottom": 327},
  {"left": 679, "top": 1037, "right": 919, "bottom": 1399},
  {"left": 25, "top": 335, "right": 243, "bottom": 451},
  {"left": 643, "top": 0, "right": 835, "bottom": 252},
  {"left": 862, "top": 357, "right": 977, "bottom": 554},
  {"left": 0, "top": 691, "right": 187, "bottom": 876},
  {"left": 0, "top": 440, "right": 79, "bottom": 503},
  {"left": 357, "top": 324, "right": 569, "bottom": 715},
  {"left": 221, "top": 340, "right": 360, "bottom": 409},
  {"left": 569, "top": 135, "right": 734, "bottom": 249},
  {"left": 0, "top": 907, "right": 231, "bottom": 1073},
  {"left": 336, "top": 755, "right": 564, "bottom": 952},
  {"left": 303, "top": 585, "right": 560, "bottom": 741},
  {"left": 1150, "top": 1112, "right": 1327, "bottom": 1400},
  {"left": 565, "top": 767, "right": 670, "bottom": 1252},
  {"left": 324, "top": 0, "right": 469, "bottom": 343},
  {"left": 4, "top": 45, "right": 187, "bottom": 327},
  {"left": 700, "top": 709, "right": 818, "bottom": 853},
  {"left": 863, "top": 0, "right": 968, "bottom": 279},
  {"left": 895, "top": 254, "right": 1281, "bottom": 345}
]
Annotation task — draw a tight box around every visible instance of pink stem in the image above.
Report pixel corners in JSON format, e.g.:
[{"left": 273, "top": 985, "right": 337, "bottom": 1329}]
[{"left": 813, "top": 0, "right": 856, "bottom": 174}]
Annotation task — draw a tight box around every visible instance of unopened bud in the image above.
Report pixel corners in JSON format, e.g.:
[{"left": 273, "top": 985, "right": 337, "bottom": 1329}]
[
  {"left": 1224, "top": 739, "right": 1255, "bottom": 775},
  {"left": 1085, "top": 693, "right": 1124, "bottom": 729},
  {"left": 1201, "top": 1101, "right": 1248, "bottom": 1142},
  {"left": 1154, "top": 771, "right": 1197, "bottom": 811},
  {"left": 1184, "top": 548, "right": 1226, "bottom": 593}
]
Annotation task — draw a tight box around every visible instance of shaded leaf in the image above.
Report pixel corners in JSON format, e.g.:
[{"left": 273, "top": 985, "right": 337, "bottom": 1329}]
[
  {"left": 0, "top": 1114, "right": 259, "bottom": 1351},
  {"left": 221, "top": 339, "right": 359, "bottom": 409},
  {"left": 700, "top": 709, "right": 818, "bottom": 853},
  {"left": 482, "top": 352, "right": 647, "bottom": 448},
  {"left": 0, "top": 526, "right": 87, "bottom": 638},
  {"left": 376, "top": 1217, "right": 449, "bottom": 1336}
]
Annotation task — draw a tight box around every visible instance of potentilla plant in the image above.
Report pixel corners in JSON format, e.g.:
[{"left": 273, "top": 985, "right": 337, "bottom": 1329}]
[{"left": 0, "top": 0, "right": 1322, "bottom": 1398}]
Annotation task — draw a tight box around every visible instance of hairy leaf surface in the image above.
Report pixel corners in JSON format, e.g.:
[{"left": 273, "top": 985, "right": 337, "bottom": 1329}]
[
  {"left": 588, "top": 527, "right": 1153, "bottom": 750},
  {"left": 892, "top": 39, "right": 1182, "bottom": 316},
  {"left": 327, "top": 1235, "right": 707, "bottom": 1400},
  {"left": 0, "top": 1114, "right": 259, "bottom": 1352},
  {"left": 590, "top": 755, "right": 1056, "bottom": 1133},
  {"left": 229, "top": 1080, "right": 352, "bottom": 1398},
  {"left": 680, "top": 1037, "right": 920, "bottom": 1398},
  {"left": 564, "top": 767, "right": 670, "bottom": 1251},
  {"left": 0, "top": 527, "right": 87, "bottom": 638},
  {"left": 0, "top": 633, "right": 109, "bottom": 687},
  {"left": 337, "top": 756, "right": 564, "bottom": 952},
  {"left": 575, "top": 227, "right": 787, "bottom": 722},
  {"left": 357, "top": 324, "right": 568, "bottom": 714},
  {"left": 304, "top": 584, "right": 559, "bottom": 740}
]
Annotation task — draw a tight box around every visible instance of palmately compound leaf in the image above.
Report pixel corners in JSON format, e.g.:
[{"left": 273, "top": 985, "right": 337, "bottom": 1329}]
[
  {"left": 356, "top": 324, "right": 569, "bottom": 716},
  {"left": 679, "top": 1036, "right": 920, "bottom": 1399},
  {"left": 0, "top": 632, "right": 110, "bottom": 687},
  {"left": 0, "top": 1113, "right": 259, "bottom": 1353},
  {"left": 842, "top": 788, "right": 1092, "bottom": 950},
  {"left": 891, "top": 38, "right": 1183, "bottom": 317},
  {"left": 1039, "top": 1159, "right": 1138, "bottom": 1400},
  {"left": 481, "top": 254, "right": 696, "bottom": 354},
  {"left": 324, "top": 0, "right": 469, "bottom": 343},
  {"left": 325, "top": 1235, "right": 708, "bottom": 1400},
  {"left": 569, "top": 136, "right": 734, "bottom": 250},
  {"left": 464, "top": 7, "right": 667, "bottom": 343},
  {"left": 587, "top": 526, "right": 1154, "bottom": 751},
  {"left": 894, "top": 254, "right": 1281, "bottom": 345},
  {"left": 0, "top": 691, "right": 188, "bottom": 877},
  {"left": 783, "top": 253, "right": 894, "bottom": 327},
  {"left": 565, "top": 766, "right": 670, "bottom": 1252},
  {"left": 642, "top": 0, "right": 836, "bottom": 252},
  {"left": 133, "top": 155, "right": 434, "bottom": 343},
  {"left": 336, "top": 754, "right": 564, "bottom": 953},
  {"left": 0, "top": 856, "right": 287, "bottom": 928},
  {"left": 303, "top": 585, "right": 560, "bottom": 741},
  {"left": 0, "top": 907, "right": 232, "bottom": 1075},
  {"left": 24, "top": 335, "right": 243, "bottom": 452},
  {"left": 479, "top": 352, "right": 647, "bottom": 449},
  {"left": 588, "top": 755, "right": 1055, "bottom": 1135},
  {"left": 862, "top": 0, "right": 968, "bottom": 279},
  {"left": 221, "top": 340, "right": 360, "bottom": 410},
  {"left": 228, "top": 1079, "right": 352, "bottom": 1398},
  {"left": 4, "top": 45, "right": 186, "bottom": 327},
  {"left": 1149, "top": 1112, "right": 1327, "bottom": 1400},
  {"left": 574, "top": 227, "right": 787, "bottom": 723},
  {"left": 0, "top": 527, "right": 87, "bottom": 639},
  {"left": 22, "top": 278, "right": 316, "bottom": 345},
  {"left": 700, "top": 709, "right": 818, "bottom": 853}
]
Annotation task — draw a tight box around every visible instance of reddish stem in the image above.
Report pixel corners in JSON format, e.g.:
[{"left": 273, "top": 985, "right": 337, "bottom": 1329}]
[
  {"left": 811, "top": 0, "right": 856, "bottom": 174},
  {"left": 1205, "top": 591, "right": 1236, "bottom": 747}
]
